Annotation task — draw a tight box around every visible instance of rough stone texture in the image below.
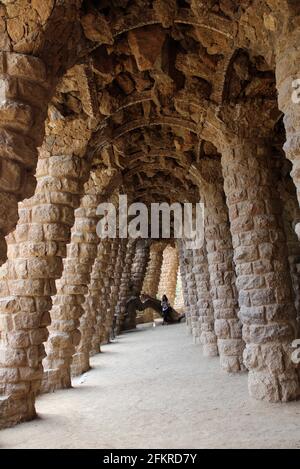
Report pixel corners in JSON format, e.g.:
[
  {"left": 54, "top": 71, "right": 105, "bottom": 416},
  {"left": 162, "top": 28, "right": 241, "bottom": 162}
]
[
  {"left": 91, "top": 239, "right": 116, "bottom": 354},
  {"left": 123, "top": 239, "right": 150, "bottom": 331},
  {"left": 139, "top": 241, "right": 165, "bottom": 324},
  {"left": 0, "top": 52, "right": 50, "bottom": 264},
  {"left": 276, "top": 29, "right": 300, "bottom": 219},
  {"left": 100, "top": 238, "right": 123, "bottom": 345},
  {"left": 90, "top": 239, "right": 115, "bottom": 354},
  {"left": 177, "top": 240, "right": 191, "bottom": 333},
  {"left": 2, "top": 0, "right": 300, "bottom": 430},
  {"left": 42, "top": 177, "right": 106, "bottom": 392},
  {"left": 0, "top": 110, "right": 90, "bottom": 427},
  {"left": 157, "top": 245, "right": 179, "bottom": 307},
  {"left": 221, "top": 139, "right": 300, "bottom": 401},
  {"left": 71, "top": 200, "right": 126, "bottom": 377},
  {"left": 115, "top": 239, "right": 137, "bottom": 334},
  {"left": 174, "top": 269, "right": 184, "bottom": 312},
  {"left": 193, "top": 246, "right": 218, "bottom": 356},
  {"left": 202, "top": 182, "right": 245, "bottom": 373},
  {"left": 178, "top": 242, "right": 198, "bottom": 339},
  {"left": 278, "top": 169, "right": 300, "bottom": 330}
]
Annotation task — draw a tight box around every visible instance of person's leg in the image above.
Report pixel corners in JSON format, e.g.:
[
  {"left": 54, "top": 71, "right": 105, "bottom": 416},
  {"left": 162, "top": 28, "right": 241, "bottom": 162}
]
[
  {"left": 162, "top": 309, "right": 167, "bottom": 324},
  {"left": 165, "top": 307, "right": 171, "bottom": 324}
]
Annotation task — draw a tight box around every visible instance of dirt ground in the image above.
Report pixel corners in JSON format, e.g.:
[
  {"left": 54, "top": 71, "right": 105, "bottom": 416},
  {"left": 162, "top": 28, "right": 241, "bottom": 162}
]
[{"left": 1, "top": 322, "right": 300, "bottom": 449}]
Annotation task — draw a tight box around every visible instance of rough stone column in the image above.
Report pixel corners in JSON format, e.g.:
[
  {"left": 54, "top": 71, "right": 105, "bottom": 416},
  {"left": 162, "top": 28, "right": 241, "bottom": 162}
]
[
  {"left": 131, "top": 239, "right": 150, "bottom": 296},
  {"left": 178, "top": 243, "right": 198, "bottom": 339},
  {"left": 139, "top": 241, "right": 165, "bottom": 323},
  {"left": 221, "top": 138, "right": 300, "bottom": 401},
  {"left": 123, "top": 239, "right": 150, "bottom": 330},
  {"left": 90, "top": 239, "right": 115, "bottom": 354},
  {"left": 202, "top": 182, "right": 244, "bottom": 373},
  {"left": 90, "top": 237, "right": 119, "bottom": 348},
  {"left": 0, "top": 52, "right": 51, "bottom": 263},
  {"left": 42, "top": 184, "right": 102, "bottom": 392},
  {"left": 71, "top": 236, "right": 124, "bottom": 377},
  {"left": 157, "top": 245, "right": 179, "bottom": 306},
  {"left": 278, "top": 171, "right": 300, "bottom": 329},
  {"left": 115, "top": 239, "right": 137, "bottom": 334},
  {"left": 177, "top": 240, "right": 191, "bottom": 332},
  {"left": 0, "top": 148, "right": 88, "bottom": 428},
  {"left": 110, "top": 239, "right": 128, "bottom": 327},
  {"left": 193, "top": 246, "right": 218, "bottom": 356},
  {"left": 277, "top": 33, "right": 300, "bottom": 224},
  {"left": 100, "top": 238, "right": 122, "bottom": 345},
  {"left": 174, "top": 270, "right": 184, "bottom": 312}
]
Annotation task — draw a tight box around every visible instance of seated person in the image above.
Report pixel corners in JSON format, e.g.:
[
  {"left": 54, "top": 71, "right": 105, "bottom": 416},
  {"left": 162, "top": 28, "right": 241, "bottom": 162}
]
[{"left": 161, "top": 294, "right": 171, "bottom": 324}]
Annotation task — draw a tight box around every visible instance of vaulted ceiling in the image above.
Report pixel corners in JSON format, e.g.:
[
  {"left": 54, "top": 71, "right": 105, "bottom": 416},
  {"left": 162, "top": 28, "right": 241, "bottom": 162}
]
[{"left": 40, "top": 0, "right": 290, "bottom": 205}]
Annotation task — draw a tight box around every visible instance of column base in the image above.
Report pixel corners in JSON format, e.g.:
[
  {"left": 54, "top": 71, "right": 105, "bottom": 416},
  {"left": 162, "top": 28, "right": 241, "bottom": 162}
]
[
  {"left": 40, "top": 368, "right": 71, "bottom": 394},
  {"left": 218, "top": 338, "right": 246, "bottom": 373},
  {"left": 89, "top": 345, "right": 101, "bottom": 356},
  {"left": 248, "top": 369, "right": 300, "bottom": 402},
  {"left": 0, "top": 394, "right": 36, "bottom": 429},
  {"left": 203, "top": 343, "right": 219, "bottom": 357},
  {"left": 71, "top": 353, "right": 90, "bottom": 377},
  {"left": 201, "top": 331, "right": 219, "bottom": 357}
]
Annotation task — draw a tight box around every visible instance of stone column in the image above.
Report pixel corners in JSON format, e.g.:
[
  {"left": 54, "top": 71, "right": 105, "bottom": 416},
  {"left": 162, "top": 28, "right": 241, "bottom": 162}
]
[
  {"left": 115, "top": 239, "right": 137, "bottom": 334},
  {"left": 131, "top": 239, "right": 150, "bottom": 296},
  {"left": 177, "top": 240, "right": 191, "bottom": 332},
  {"left": 90, "top": 239, "right": 115, "bottom": 354},
  {"left": 202, "top": 182, "right": 244, "bottom": 372},
  {"left": 278, "top": 171, "right": 300, "bottom": 328},
  {"left": 71, "top": 236, "right": 124, "bottom": 377},
  {"left": 0, "top": 52, "right": 51, "bottom": 263},
  {"left": 158, "top": 245, "right": 179, "bottom": 306},
  {"left": 0, "top": 145, "right": 88, "bottom": 428},
  {"left": 221, "top": 138, "right": 299, "bottom": 401},
  {"left": 193, "top": 246, "right": 218, "bottom": 356},
  {"left": 110, "top": 239, "right": 128, "bottom": 330},
  {"left": 178, "top": 243, "right": 198, "bottom": 339},
  {"left": 100, "top": 238, "right": 122, "bottom": 344},
  {"left": 174, "top": 270, "right": 184, "bottom": 312},
  {"left": 277, "top": 33, "right": 300, "bottom": 222},
  {"left": 139, "top": 241, "right": 165, "bottom": 323},
  {"left": 42, "top": 184, "right": 101, "bottom": 392},
  {"left": 90, "top": 237, "right": 120, "bottom": 348},
  {"left": 123, "top": 239, "right": 150, "bottom": 330}
]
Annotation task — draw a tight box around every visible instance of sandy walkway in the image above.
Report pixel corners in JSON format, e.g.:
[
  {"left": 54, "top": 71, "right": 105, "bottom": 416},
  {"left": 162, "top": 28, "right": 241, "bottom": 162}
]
[{"left": 1, "top": 322, "right": 300, "bottom": 449}]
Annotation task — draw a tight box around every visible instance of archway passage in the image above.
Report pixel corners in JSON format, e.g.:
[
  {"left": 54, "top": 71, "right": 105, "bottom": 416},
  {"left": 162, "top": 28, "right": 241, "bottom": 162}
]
[
  {"left": 1, "top": 0, "right": 300, "bottom": 445},
  {"left": 1, "top": 323, "right": 300, "bottom": 449}
]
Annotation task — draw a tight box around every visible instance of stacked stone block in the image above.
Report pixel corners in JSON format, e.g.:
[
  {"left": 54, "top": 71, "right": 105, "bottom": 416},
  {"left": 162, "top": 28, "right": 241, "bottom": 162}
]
[
  {"left": 0, "top": 52, "right": 51, "bottom": 266},
  {"left": 174, "top": 270, "right": 184, "bottom": 312},
  {"left": 115, "top": 239, "right": 137, "bottom": 333},
  {"left": 0, "top": 141, "right": 88, "bottom": 427},
  {"left": 123, "top": 239, "right": 150, "bottom": 330},
  {"left": 278, "top": 173, "right": 300, "bottom": 329},
  {"left": 42, "top": 187, "right": 101, "bottom": 391},
  {"left": 100, "top": 238, "right": 121, "bottom": 344},
  {"left": 139, "top": 241, "right": 165, "bottom": 323},
  {"left": 222, "top": 139, "right": 300, "bottom": 401},
  {"left": 192, "top": 246, "right": 218, "bottom": 356},
  {"left": 157, "top": 245, "right": 179, "bottom": 307},
  {"left": 90, "top": 239, "right": 115, "bottom": 354},
  {"left": 177, "top": 240, "right": 191, "bottom": 332},
  {"left": 202, "top": 182, "right": 244, "bottom": 373},
  {"left": 183, "top": 246, "right": 199, "bottom": 342},
  {"left": 277, "top": 33, "right": 300, "bottom": 221}
]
